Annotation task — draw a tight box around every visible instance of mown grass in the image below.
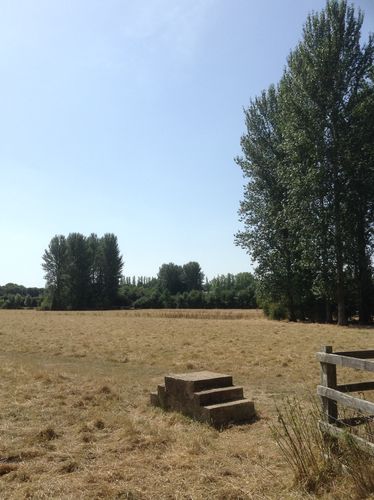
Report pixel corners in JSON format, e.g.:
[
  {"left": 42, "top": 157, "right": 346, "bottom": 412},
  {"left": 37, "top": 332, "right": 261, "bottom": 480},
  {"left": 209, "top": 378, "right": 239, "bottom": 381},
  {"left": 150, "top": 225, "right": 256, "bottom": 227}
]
[{"left": 0, "top": 309, "right": 373, "bottom": 499}]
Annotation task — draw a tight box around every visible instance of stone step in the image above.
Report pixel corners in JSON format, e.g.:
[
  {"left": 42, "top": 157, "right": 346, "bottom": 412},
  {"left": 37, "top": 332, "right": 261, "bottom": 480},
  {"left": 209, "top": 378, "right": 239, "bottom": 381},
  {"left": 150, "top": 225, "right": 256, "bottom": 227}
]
[
  {"left": 194, "top": 386, "right": 244, "bottom": 406},
  {"left": 150, "top": 385, "right": 169, "bottom": 409},
  {"left": 164, "top": 371, "right": 233, "bottom": 399},
  {"left": 150, "top": 370, "right": 256, "bottom": 427},
  {"left": 201, "top": 399, "right": 255, "bottom": 427},
  {"left": 150, "top": 391, "right": 159, "bottom": 406},
  {"left": 157, "top": 384, "right": 168, "bottom": 409}
]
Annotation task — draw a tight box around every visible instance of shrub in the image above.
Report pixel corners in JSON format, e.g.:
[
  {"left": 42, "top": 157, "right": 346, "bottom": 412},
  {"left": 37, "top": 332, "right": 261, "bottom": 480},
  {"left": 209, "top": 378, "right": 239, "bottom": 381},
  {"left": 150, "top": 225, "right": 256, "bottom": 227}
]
[
  {"left": 270, "top": 397, "right": 337, "bottom": 493},
  {"left": 271, "top": 396, "right": 374, "bottom": 496},
  {"left": 262, "top": 302, "right": 287, "bottom": 320}
]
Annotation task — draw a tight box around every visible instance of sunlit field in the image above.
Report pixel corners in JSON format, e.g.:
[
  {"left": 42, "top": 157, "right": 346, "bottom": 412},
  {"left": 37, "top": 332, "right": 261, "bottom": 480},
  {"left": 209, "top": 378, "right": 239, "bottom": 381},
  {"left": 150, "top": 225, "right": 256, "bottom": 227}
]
[{"left": 0, "top": 309, "right": 373, "bottom": 499}]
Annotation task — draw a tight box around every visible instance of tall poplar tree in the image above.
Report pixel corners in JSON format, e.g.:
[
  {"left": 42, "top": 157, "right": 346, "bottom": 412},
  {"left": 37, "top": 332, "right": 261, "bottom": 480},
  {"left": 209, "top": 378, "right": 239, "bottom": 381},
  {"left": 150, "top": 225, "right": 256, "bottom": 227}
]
[
  {"left": 87, "top": 233, "right": 104, "bottom": 307},
  {"left": 42, "top": 235, "right": 68, "bottom": 309},
  {"left": 42, "top": 232, "right": 124, "bottom": 309},
  {"left": 100, "top": 233, "right": 124, "bottom": 306},
  {"left": 282, "top": 0, "right": 374, "bottom": 324},
  {"left": 236, "top": 86, "right": 308, "bottom": 321},
  {"left": 182, "top": 261, "right": 204, "bottom": 291},
  {"left": 66, "top": 233, "right": 91, "bottom": 309},
  {"left": 343, "top": 77, "right": 374, "bottom": 323},
  {"left": 237, "top": 0, "right": 374, "bottom": 324}
]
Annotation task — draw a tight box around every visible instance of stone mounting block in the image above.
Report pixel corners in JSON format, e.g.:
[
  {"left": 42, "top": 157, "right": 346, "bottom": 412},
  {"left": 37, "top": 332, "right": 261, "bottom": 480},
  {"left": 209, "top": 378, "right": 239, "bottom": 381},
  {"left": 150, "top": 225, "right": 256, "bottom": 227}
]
[{"left": 150, "top": 370, "right": 255, "bottom": 427}]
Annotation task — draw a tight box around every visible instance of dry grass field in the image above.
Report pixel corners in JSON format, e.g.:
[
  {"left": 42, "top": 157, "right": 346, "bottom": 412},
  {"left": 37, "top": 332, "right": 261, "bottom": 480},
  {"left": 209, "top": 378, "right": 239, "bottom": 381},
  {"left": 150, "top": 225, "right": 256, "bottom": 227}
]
[{"left": 0, "top": 309, "right": 373, "bottom": 499}]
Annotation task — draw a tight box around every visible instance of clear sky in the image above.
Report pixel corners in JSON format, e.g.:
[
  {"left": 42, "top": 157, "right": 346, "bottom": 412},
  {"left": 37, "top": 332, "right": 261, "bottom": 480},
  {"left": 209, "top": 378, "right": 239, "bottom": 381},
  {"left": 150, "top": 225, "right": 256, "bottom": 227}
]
[{"left": 1, "top": 0, "right": 373, "bottom": 287}]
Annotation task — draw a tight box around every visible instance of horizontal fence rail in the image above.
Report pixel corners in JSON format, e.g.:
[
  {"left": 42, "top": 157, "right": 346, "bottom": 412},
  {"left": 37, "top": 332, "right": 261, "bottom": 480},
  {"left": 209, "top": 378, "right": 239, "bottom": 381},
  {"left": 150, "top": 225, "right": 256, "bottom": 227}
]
[
  {"left": 317, "top": 385, "right": 374, "bottom": 414},
  {"left": 316, "top": 352, "right": 374, "bottom": 373},
  {"left": 337, "top": 381, "right": 374, "bottom": 393},
  {"left": 334, "top": 350, "right": 374, "bottom": 358},
  {"left": 319, "top": 421, "right": 374, "bottom": 456}
]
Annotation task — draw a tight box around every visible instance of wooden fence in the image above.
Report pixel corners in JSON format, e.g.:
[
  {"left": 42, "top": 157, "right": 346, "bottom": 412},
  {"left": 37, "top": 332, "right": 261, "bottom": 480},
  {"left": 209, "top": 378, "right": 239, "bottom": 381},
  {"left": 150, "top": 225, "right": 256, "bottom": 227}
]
[{"left": 316, "top": 345, "right": 374, "bottom": 455}]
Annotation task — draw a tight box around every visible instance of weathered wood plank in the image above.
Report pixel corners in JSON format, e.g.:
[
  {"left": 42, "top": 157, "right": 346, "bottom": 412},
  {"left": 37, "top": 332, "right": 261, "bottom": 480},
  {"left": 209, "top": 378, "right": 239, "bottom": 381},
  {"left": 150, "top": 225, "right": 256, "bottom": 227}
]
[
  {"left": 319, "top": 420, "right": 374, "bottom": 456},
  {"left": 337, "top": 381, "right": 374, "bottom": 393},
  {"left": 317, "top": 386, "right": 374, "bottom": 414},
  {"left": 319, "top": 346, "right": 337, "bottom": 423},
  {"left": 334, "top": 350, "right": 374, "bottom": 359},
  {"left": 316, "top": 352, "right": 374, "bottom": 373},
  {"left": 338, "top": 415, "right": 374, "bottom": 427}
]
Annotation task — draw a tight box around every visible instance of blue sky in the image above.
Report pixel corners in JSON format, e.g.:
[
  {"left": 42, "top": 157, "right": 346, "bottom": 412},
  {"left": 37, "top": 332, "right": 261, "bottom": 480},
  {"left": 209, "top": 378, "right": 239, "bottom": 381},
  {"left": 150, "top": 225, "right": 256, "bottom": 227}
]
[{"left": 1, "top": 0, "right": 373, "bottom": 287}]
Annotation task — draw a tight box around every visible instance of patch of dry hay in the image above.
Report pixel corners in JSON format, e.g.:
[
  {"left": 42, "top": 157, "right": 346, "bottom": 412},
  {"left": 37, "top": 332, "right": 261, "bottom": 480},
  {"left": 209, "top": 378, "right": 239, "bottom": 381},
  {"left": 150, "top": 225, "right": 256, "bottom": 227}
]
[{"left": 0, "top": 309, "right": 372, "bottom": 498}]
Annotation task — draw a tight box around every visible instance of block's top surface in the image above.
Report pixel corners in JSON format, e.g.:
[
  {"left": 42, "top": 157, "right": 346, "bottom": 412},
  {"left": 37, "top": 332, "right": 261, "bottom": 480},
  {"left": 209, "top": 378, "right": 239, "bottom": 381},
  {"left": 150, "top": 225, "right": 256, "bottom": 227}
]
[{"left": 166, "top": 371, "right": 230, "bottom": 382}]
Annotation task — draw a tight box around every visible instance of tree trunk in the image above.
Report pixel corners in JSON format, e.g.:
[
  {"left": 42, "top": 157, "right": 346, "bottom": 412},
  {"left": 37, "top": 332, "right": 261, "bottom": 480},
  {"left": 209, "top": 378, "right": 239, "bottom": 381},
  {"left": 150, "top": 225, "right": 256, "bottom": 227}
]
[
  {"left": 325, "top": 299, "right": 333, "bottom": 323},
  {"left": 336, "top": 268, "right": 347, "bottom": 325},
  {"left": 333, "top": 151, "right": 348, "bottom": 326},
  {"left": 358, "top": 280, "right": 371, "bottom": 324},
  {"left": 357, "top": 259, "right": 372, "bottom": 324},
  {"left": 335, "top": 220, "right": 347, "bottom": 326},
  {"left": 356, "top": 215, "right": 372, "bottom": 324},
  {"left": 288, "top": 301, "right": 297, "bottom": 322},
  {"left": 285, "top": 236, "right": 297, "bottom": 322}
]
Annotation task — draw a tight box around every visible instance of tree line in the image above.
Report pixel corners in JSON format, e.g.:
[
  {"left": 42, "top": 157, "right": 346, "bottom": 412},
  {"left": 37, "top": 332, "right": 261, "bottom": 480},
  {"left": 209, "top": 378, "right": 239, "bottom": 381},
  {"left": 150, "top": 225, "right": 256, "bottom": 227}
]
[
  {"left": 236, "top": 0, "right": 374, "bottom": 324},
  {"left": 31, "top": 234, "right": 256, "bottom": 310},
  {"left": 0, "top": 283, "right": 44, "bottom": 309},
  {"left": 120, "top": 265, "right": 256, "bottom": 309},
  {"left": 1, "top": 243, "right": 257, "bottom": 310}
]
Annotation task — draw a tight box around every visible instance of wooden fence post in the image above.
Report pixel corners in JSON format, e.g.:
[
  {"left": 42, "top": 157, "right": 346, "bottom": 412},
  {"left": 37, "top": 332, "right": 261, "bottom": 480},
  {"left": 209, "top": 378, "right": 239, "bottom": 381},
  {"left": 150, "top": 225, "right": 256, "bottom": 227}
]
[{"left": 319, "top": 345, "right": 337, "bottom": 424}]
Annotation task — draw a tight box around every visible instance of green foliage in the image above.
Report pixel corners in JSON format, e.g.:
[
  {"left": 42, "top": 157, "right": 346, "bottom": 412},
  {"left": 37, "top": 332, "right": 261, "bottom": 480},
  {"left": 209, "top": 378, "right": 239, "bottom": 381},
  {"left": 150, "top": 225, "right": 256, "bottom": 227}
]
[
  {"left": 156, "top": 262, "right": 204, "bottom": 296},
  {"left": 101, "top": 233, "right": 124, "bottom": 306},
  {"left": 0, "top": 283, "right": 45, "bottom": 309},
  {"left": 261, "top": 301, "right": 287, "bottom": 321},
  {"left": 39, "top": 295, "right": 52, "bottom": 311},
  {"left": 42, "top": 235, "right": 68, "bottom": 309},
  {"left": 119, "top": 267, "right": 257, "bottom": 309},
  {"left": 66, "top": 233, "right": 91, "bottom": 309},
  {"left": 132, "top": 290, "right": 162, "bottom": 309},
  {"left": 42, "top": 233, "right": 123, "bottom": 310},
  {"left": 157, "top": 263, "right": 185, "bottom": 294},
  {"left": 181, "top": 262, "right": 204, "bottom": 291},
  {"left": 237, "top": 0, "right": 374, "bottom": 324}
]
